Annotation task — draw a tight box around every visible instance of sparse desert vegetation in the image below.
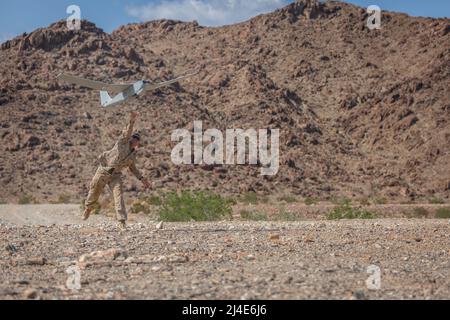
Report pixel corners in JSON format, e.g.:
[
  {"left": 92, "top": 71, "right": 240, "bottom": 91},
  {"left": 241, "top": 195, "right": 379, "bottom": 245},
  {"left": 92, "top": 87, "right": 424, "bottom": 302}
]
[
  {"left": 159, "top": 191, "right": 233, "bottom": 222},
  {"left": 18, "top": 194, "right": 35, "bottom": 205},
  {"left": 435, "top": 207, "right": 450, "bottom": 219},
  {"left": 239, "top": 192, "right": 270, "bottom": 205},
  {"left": 408, "top": 207, "right": 430, "bottom": 218},
  {"left": 304, "top": 197, "right": 319, "bottom": 206},
  {"left": 327, "top": 199, "right": 376, "bottom": 220},
  {"left": 146, "top": 195, "right": 162, "bottom": 206},
  {"left": 373, "top": 197, "right": 387, "bottom": 205},
  {"left": 429, "top": 197, "right": 445, "bottom": 204},
  {"left": 277, "top": 195, "right": 297, "bottom": 203},
  {"left": 239, "top": 210, "right": 268, "bottom": 221},
  {"left": 274, "top": 206, "right": 301, "bottom": 221}
]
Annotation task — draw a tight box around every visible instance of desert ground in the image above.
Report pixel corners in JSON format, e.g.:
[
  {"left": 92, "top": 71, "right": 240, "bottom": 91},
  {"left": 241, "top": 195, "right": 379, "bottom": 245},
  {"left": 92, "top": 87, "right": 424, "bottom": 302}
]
[
  {"left": 0, "top": 0, "right": 449, "bottom": 301},
  {"left": 0, "top": 204, "right": 448, "bottom": 300}
]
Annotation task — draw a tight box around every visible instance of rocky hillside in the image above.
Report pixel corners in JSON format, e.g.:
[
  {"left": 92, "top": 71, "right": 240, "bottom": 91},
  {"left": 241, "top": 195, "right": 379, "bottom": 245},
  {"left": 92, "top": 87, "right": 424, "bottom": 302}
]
[{"left": 0, "top": 0, "right": 449, "bottom": 203}]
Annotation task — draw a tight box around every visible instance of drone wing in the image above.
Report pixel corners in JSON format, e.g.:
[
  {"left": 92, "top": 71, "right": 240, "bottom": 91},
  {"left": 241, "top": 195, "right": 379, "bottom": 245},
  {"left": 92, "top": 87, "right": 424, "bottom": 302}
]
[
  {"left": 144, "top": 69, "right": 199, "bottom": 91},
  {"left": 57, "top": 73, "right": 132, "bottom": 96}
]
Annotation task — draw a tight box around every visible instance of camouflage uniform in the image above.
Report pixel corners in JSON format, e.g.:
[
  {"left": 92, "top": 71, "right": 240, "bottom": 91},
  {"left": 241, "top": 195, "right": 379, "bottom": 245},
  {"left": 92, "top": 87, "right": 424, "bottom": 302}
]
[{"left": 84, "top": 117, "right": 143, "bottom": 222}]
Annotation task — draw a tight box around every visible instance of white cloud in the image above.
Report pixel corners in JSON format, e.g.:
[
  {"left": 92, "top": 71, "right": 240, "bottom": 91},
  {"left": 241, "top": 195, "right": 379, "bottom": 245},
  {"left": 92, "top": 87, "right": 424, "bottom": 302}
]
[{"left": 126, "top": 0, "right": 291, "bottom": 26}]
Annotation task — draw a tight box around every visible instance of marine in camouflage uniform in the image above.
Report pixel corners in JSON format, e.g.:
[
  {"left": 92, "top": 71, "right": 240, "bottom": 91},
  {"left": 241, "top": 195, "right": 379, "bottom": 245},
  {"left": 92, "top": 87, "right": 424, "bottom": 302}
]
[{"left": 82, "top": 111, "right": 150, "bottom": 228}]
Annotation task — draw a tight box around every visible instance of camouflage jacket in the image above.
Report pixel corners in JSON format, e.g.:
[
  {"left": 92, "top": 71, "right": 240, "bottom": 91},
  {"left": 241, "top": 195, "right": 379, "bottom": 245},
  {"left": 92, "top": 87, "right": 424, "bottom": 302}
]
[{"left": 98, "top": 117, "right": 143, "bottom": 180}]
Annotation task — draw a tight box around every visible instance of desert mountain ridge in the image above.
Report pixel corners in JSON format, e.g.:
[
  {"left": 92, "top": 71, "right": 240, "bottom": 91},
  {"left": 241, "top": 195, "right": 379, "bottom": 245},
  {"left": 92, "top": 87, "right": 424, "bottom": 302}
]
[{"left": 0, "top": 0, "right": 449, "bottom": 203}]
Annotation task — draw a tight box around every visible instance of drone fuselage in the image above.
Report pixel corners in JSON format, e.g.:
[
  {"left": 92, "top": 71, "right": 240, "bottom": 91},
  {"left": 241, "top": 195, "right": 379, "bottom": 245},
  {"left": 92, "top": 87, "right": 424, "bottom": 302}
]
[
  {"left": 100, "top": 80, "right": 145, "bottom": 108},
  {"left": 57, "top": 69, "right": 198, "bottom": 108}
]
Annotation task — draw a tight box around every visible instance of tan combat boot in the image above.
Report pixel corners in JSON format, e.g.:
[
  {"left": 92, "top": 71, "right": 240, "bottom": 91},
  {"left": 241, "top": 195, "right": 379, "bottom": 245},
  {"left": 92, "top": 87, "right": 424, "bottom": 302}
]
[{"left": 81, "top": 207, "right": 93, "bottom": 221}]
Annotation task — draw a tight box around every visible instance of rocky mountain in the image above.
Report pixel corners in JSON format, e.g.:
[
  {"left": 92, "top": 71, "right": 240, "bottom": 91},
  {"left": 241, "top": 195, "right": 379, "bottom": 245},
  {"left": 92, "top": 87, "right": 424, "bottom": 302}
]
[{"left": 0, "top": 0, "right": 449, "bottom": 203}]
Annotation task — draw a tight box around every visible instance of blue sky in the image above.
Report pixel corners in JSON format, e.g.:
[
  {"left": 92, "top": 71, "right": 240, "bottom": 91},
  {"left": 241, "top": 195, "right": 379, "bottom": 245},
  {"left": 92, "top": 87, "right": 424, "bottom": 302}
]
[{"left": 1, "top": 0, "right": 449, "bottom": 43}]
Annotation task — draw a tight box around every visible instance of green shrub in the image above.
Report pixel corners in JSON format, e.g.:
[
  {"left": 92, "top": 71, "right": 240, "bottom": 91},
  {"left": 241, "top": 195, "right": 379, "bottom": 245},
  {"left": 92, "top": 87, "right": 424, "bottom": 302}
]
[
  {"left": 278, "top": 195, "right": 297, "bottom": 203},
  {"left": 373, "top": 197, "right": 387, "bottom": 205},
  {"left": 146, "top": 195, "right": 162, "bottom": 206},
  {"left": 304, "top": 197, "right": 319, "bottom": 206},
  {"left": 327, "top": 200, "right": 376, "bottom": 220},
  {"left": 18, "top": 194, "right": 34, "bottom": 205},
  {"left": 240, "top": 192, "right": 258, "bottom": 205},
  {"left": 0, "top": 199, "right": 6, "bottom": 205},
  {"left": 408, "top": 207, "right": 429, "bottom": 218},
  {"left": 330, "top": 197, "right": 351, "bottom": 205},
  {"left": 435, "top": 207, "right": 450, "bottom": 219},
  {"left": 159, "top": 191, "right": 233, "bottom": 222},
  {"left": 429, "top": 197, "right": 445, "bottom": 204},
  {"left": 240, "top": 210, "right": 268, "bottom": 221},
  {"left": 405, "top": 207, "right": 429, "bottom": 218}
]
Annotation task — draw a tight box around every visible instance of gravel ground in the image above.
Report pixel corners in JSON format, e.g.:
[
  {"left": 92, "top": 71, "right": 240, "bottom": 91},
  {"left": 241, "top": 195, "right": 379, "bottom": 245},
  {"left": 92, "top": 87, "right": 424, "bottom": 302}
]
[{"left": 0, "top": 205, "right": 449, "bottom": 300}]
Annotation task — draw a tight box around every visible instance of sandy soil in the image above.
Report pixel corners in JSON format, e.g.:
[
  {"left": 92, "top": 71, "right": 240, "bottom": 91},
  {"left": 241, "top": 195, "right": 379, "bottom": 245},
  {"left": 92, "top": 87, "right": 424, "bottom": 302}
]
[{"left": 0, "top": 205, "right": 448, "bottom": 300}]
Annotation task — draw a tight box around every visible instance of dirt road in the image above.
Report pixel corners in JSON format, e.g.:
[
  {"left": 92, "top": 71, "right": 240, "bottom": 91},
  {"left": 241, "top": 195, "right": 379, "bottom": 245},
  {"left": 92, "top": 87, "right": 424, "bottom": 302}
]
[{"left": 0, "top": 205, "right": 448, "bottom": 299}]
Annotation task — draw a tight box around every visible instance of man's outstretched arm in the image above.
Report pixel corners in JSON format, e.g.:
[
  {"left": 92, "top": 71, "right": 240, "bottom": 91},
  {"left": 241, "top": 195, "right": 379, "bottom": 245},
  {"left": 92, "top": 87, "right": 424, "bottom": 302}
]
[{"left": 121, "top": 111, "right": 139, "bottom": 141}]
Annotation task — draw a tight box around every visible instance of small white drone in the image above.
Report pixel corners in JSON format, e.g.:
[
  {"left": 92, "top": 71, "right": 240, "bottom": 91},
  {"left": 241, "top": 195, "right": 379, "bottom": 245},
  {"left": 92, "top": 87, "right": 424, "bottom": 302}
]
[{"left": 57, "top": 69, "right": 198, "bottom": 107}]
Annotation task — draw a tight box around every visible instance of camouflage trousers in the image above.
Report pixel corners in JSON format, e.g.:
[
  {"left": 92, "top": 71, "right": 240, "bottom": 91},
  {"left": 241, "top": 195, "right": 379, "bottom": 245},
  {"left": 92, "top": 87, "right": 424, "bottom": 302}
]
[{"left": 85, "top": 167, "right": 127, "bottom": 221}]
